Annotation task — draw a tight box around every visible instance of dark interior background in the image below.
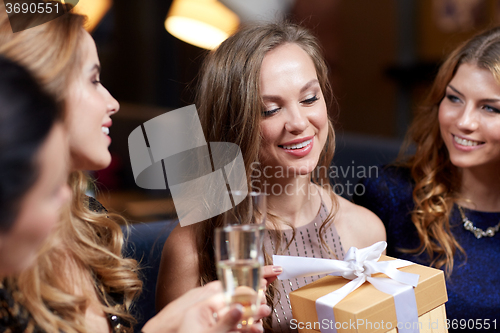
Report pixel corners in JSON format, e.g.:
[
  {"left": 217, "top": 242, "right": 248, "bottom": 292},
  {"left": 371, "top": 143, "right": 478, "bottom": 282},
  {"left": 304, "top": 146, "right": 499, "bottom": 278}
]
[{"left": 88, "top": 0, "right": 500, "bottom": 220}]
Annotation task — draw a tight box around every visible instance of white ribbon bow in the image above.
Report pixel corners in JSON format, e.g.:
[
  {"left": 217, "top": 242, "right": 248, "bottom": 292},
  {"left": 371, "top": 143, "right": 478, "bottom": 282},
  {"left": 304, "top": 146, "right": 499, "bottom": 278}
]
[{"left": 273, "top": 241, "right": 420, "bottom": 333}]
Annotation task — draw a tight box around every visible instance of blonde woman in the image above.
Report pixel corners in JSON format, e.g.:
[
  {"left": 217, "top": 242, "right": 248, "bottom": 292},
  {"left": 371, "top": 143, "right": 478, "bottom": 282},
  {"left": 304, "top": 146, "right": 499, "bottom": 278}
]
[
  {"left": 354, "top": 27, "right": 500, "bottom": 328},
  {"left": 157, "top": 22, "right": 385, "bottom": 332},
  {"left": 0, "top": 2, "right": 267, "bottom": 332}
]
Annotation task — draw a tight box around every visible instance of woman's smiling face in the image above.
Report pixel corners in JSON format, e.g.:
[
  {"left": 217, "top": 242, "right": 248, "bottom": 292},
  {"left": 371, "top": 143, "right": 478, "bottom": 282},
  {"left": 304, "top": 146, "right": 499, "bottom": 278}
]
[
  {"left": 439, "top": 63, "right": 500, "bottom": 170},
  {"left": 259, "top": 43, "right": 329, "bottom": 177},
  {"left": 65, "top": 31, "right": 119, "bottom": 171}
]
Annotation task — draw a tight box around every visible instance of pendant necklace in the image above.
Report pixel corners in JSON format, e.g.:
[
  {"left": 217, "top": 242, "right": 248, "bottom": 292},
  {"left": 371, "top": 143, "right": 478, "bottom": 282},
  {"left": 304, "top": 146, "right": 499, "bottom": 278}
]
[{"left": 458, "top": 206, "right": 500, "bottom": 239}]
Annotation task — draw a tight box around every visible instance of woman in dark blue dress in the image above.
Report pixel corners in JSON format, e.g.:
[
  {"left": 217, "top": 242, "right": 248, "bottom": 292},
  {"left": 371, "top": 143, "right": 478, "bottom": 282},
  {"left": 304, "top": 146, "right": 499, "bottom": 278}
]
[{"left": 354, "top": 27, "right": 500, "bottom": 331}]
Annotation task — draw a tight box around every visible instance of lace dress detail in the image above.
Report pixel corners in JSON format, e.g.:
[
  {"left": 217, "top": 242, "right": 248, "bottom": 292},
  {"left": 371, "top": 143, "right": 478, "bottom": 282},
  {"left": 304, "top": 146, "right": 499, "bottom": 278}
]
[{"left": 0, "top": 279, "right": 43, "bottom": 333}]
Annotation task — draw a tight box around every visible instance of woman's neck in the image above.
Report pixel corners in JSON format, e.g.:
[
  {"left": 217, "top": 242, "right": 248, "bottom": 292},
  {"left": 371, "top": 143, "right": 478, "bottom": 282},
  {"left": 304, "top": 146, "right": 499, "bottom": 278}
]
[
  {"left": 263, "top": 175, "right": 321, "bottom": 228},
  {"left": 459, "top": 165, "right": 500, "bottom": 212}
]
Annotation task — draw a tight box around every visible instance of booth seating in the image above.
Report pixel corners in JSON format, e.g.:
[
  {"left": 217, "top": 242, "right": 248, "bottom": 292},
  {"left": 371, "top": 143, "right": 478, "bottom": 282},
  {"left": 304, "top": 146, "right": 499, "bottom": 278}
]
[
  {"left": 331, "top": 132, "right": 403, "bottom": 200},
  {"left": 122, "top": 220, "right": 178, "bottom": 332}
]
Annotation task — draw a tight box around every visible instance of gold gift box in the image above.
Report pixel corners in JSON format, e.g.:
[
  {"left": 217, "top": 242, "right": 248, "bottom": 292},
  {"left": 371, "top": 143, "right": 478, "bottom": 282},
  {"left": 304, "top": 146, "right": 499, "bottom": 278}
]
[{"left": 289, "top": 255, "right": 448, "bottom": 333}]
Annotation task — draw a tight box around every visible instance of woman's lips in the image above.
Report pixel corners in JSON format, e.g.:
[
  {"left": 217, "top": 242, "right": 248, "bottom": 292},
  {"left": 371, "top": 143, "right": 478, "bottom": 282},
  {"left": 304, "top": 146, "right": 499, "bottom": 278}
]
[
  {"left": 102, "top": 120, "right": 112, "bottom": 137},
  {"left": 280, "top": 138, "right": 312, "bottom": 150},
  {"left": 279, "top": 138, "right": 314, "bottom": 157},
  {"left": 452, "top": 134, "right": 484, "bottom": 151},
  {"left": 102, "top": 126, "right": 111, "bottom": 144}
]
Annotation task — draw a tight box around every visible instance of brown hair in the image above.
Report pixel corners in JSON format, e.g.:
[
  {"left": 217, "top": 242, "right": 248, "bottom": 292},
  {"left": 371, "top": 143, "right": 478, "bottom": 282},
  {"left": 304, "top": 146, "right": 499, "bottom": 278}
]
[
  {"left": 194, "top": 21, "right": 338, "bottom": 330},
  {"left": 401, "top": 26, "right": 500, "bottom": 276},
  {"left": 0, "top": 2, "right": 142, "bottom": 332},
  {"left": 0, "top": 2, "right": 84, "bottom": 107}
]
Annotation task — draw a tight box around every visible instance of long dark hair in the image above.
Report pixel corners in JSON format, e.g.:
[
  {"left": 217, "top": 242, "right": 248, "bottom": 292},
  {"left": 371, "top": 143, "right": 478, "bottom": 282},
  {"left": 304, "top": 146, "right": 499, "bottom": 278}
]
[{"left": 0, "top": 55, "right": 60, "bottom": 231}]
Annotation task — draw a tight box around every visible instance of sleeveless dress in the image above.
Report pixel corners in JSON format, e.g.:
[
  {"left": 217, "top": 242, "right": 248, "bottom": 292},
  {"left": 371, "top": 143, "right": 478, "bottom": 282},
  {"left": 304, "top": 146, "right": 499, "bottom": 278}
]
[
  {"left": 265, "top": 198, "right": 345, "bottom": 333},
  {"left": 353, "top": 166, "right": 500, "bottom": 332}
]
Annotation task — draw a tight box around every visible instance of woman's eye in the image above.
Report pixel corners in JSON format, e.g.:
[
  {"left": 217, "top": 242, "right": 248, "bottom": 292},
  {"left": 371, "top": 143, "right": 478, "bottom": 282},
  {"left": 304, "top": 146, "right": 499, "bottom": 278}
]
[
  {"left": 302, "top": 95, "right": 319, "bottom": 104},
  {"left": 261, "top": 108, "right": 280, "bottom": 117},
  {"left": 92, "top": 76, "right": 101, "bottom": 85},
  {"left": 484, "top": 105, "right": 500, "bottom": 114},
  {"left": 446, "top": 94, "right": 460, "bottom": 103}
]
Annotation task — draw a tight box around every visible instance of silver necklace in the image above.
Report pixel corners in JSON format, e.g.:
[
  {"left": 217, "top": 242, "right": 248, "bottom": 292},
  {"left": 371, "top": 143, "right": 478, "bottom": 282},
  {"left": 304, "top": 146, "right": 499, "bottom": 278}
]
[{"left": 459, "top": 206, "right": 500, "bottom": 239}]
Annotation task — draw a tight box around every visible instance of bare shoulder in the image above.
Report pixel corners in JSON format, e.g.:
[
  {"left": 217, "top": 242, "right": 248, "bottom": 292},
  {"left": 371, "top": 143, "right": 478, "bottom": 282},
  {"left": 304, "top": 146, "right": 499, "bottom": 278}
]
[
  {"left": 163, "top": 223, "right": 198, "bottom": 257},
  {"left": 332, "top": 194, "right": 386, "bottom": 251},
  {"left": 156, "top": 223, "right": 200, "bottom": 311}
]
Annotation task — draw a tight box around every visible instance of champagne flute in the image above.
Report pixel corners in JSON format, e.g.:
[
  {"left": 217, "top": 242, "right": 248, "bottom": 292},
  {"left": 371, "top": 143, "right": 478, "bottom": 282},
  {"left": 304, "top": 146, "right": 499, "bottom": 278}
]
[{"left": 215, "top": 191, "right": 266, "bottom": 328}]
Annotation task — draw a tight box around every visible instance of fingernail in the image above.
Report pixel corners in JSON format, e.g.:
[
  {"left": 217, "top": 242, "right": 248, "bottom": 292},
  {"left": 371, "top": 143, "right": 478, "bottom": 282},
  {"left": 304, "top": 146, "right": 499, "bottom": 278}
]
[{"left": 273, "top": 266, "right": 283, "bottom": 273}]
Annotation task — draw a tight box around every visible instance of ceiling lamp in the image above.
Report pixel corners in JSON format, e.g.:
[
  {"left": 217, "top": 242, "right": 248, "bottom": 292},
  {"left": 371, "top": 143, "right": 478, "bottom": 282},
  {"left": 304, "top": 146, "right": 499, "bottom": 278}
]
[
  {"left": 67, "top": 0, "right": 112, "bottom": 32},
  {"left": 165, "top": 0, "right": 239, "bottom": 50},
  {"left": 219, "top": 0, "right": 295, "bottom": 23}
]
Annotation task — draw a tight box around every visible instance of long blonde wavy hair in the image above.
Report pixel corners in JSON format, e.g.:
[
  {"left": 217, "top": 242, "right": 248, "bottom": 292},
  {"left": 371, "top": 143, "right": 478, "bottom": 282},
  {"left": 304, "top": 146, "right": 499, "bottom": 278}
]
[
  {"left": 194, "top": 22, "right": 338, "bottom": 331},
  {"left": 0, "top": 2, "right": 142, "bottom": 332},
  {"left": 401, "top": 26, "right": 500, "bottom": 277}
]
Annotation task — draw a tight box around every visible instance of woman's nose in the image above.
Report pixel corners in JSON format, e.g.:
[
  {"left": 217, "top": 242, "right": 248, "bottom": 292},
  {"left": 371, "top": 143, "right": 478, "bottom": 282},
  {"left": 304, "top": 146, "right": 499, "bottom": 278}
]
[
  {"left": 284, "top": 105, "right": 308, "bottom": 133},
  {"left": 456, "top": 103, "right": 478, "bottom": 132},
  {"left": 104, "top": 86, "right": 120, "bottom": 115}
]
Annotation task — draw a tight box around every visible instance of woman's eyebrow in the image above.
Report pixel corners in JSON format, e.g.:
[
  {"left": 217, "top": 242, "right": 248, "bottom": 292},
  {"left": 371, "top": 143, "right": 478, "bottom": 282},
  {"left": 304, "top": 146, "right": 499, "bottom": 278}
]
[
  {"left": 300, "top": 79, "right": 319, "bottom": 93},
  {"left": 449, "top": 84, "right": 500, "bottom": 102},
  {"left": 448, "top": 85, "right": 464, "bottom": 97},
  {"left": 262, "top": 79, "right": 319, "bottom": 101},
  {"left": 90, "top": 63, "right": 101, "bottom": 74}
]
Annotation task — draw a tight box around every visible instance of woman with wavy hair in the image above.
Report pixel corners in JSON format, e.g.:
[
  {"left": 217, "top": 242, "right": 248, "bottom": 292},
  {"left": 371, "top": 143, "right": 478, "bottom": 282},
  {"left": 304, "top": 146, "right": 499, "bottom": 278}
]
[
  {"left": 0, "top": 6, "right": 143, "bottom": 332},
  {"left": 0, "top": 2, "right": 264, "bottom": 333},
  {"left": 156, "top": 22, "right": 385, "bottom": 332},
  {"left": 354, "top": 27, "right": 500, "bottom": 326}
]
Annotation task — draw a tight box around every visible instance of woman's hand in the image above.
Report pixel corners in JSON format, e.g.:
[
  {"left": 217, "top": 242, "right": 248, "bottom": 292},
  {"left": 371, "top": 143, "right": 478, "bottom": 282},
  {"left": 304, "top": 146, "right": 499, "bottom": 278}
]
[
  {"left": 177, "top": 286, "right": 272, "bottom": 333},
  {"left": 234, "top": 265, "right": 280, "bottom": 333},
  {"left": 143, "top": 281, "right": 229, "bottom": 333},
  {"left": 178, "top": 293, "right": 244, "bottom": 333},
  {"left": 142, "top": 281, "right": 271, "bottom": 333},
  {"left": 262, "top": 265, "right": 282, "bottom": 286},
  {"left": 243, "top": 303, "right": 272, "bottom": 333}
]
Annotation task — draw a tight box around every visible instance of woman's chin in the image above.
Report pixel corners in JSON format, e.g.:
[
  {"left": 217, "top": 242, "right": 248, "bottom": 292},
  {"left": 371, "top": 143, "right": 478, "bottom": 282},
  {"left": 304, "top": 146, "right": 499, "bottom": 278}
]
[
  {"left": 283, "top": 165, "right": 317, "bottom": 177},
  {"left": 71, "top": 152, "right": 112, "bottom": 172},
  {"left": 92, "top": 157, "right": 112, "bottom": 172}
]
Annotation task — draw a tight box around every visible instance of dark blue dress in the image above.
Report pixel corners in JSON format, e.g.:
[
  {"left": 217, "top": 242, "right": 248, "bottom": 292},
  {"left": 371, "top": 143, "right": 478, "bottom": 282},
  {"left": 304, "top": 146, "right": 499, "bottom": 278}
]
[{"left": 353, "top": 166, "right": 500, "bottom": 331}]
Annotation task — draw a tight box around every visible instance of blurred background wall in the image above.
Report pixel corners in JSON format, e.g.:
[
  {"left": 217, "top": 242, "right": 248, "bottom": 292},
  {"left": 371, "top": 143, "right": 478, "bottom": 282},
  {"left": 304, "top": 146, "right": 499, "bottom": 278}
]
[{"left": 79, "top": 0, "right": 500, "bottom": 220}]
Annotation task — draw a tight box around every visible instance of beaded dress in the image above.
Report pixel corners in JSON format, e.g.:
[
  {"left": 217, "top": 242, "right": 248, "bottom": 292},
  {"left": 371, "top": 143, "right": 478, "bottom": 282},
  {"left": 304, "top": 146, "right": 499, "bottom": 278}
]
[{"left": 265, "top": 199, "right": 345, "bottom": 333}]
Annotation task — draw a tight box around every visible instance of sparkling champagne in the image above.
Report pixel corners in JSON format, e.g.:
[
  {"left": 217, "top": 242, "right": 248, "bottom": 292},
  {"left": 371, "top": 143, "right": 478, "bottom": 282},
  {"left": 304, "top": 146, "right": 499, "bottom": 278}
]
[{"left": 217, "top": 259, "right": 262, "bottom": 323}]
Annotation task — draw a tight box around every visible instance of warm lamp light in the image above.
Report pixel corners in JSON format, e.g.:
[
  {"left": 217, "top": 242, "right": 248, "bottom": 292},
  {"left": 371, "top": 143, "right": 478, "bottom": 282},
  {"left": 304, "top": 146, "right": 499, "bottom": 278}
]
[
  {"left": 165, "top": 0, "right": 239, "bottom": 50},
  {"left": 67, "top": 0, "right": 112, "bottom": 32}
]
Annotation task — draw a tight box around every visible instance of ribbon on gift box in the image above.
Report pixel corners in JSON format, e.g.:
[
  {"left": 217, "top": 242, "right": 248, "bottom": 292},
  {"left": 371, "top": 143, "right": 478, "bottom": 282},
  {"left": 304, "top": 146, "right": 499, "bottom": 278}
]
[{"left": 273, "top": 241, "right": 420, "bottom": 333}]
